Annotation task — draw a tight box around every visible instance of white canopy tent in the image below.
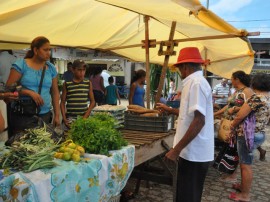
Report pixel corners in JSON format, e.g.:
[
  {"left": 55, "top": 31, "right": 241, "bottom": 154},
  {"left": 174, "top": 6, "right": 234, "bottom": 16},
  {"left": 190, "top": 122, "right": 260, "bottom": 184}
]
[{"left": 0, "top": 0, "right": 255, "bottom": 79}]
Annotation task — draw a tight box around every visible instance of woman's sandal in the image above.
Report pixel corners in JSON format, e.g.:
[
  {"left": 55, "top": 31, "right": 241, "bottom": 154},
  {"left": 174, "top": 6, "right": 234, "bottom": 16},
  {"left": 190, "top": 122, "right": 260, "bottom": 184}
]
[
  {"left": 228, "top": 192, "right": 250, "bottom": 202},
  {"left": 232, "top": 183, "right": 241, "bottom": 192}
]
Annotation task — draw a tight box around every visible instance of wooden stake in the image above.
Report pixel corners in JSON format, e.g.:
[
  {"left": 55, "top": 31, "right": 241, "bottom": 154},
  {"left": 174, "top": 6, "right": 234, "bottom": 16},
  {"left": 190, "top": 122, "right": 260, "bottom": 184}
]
[
  {"left": 154, "top": 21, "right": 177, "bottom": 107},
  {"left": 104, "top": 33, "right": 259, "bottom": 51},
  {"left": 144, "top": 16, "right": 151, "bottom": 109}
]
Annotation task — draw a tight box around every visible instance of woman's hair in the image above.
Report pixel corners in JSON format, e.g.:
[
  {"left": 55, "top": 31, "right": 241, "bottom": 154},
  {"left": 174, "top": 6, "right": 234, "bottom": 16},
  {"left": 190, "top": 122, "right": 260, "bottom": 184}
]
[
  {"left": 251, "top": 73, "right": 270, "bottom": 91},
  {"left": 131, "top": 69, "right": 146, "bottom": 84},
  {"left": 108, "top": 76, "right": 114, "bottom": 83},
  {"left": 92, "top": 66, "right": 103, "bottom": 77},
  {"left": 25, "top": 36, "right": 50, "bottom": 59},
  {"left": 232, "top": 71, "right": 251, "bottom": 87}
]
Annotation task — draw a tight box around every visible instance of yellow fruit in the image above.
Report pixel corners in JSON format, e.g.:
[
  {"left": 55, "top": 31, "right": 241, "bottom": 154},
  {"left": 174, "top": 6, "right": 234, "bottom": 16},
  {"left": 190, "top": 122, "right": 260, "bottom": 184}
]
[
  {"left": 76, "top": 146, "right": 85, "bottom": 156},
  {"left": 59, "top": 146, "right": 65, "bottom": 153},
  {"left": 54, "top": 152, "right": 64, "bottom": 159},
  {"left": 64, "top": 147, "right": 74, "bottom": 154},
  {"left": 73, "top": 150, "right": 81, "bottom": 156},
  {"left": 67, "top": 143, "right": 77, "bottom": 149},
  {"left": 62, "top": 152, "right": 71, "bottom": 161},
  {"left": 72, "top": 154, "right": 81, "bottom": 162}
]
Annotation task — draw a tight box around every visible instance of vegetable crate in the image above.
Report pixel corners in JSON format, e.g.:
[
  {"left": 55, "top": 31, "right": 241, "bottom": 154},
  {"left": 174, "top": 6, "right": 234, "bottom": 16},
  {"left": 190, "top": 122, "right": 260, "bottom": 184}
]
[
  {"left": 124, "top": 112, "right": 174, "bottom": 132},
  {"left": 92, "top": 105, "right": 125, "bottom": 124},
  {"left": 108, "top": 194, "right": 121, "bottom": 202}
]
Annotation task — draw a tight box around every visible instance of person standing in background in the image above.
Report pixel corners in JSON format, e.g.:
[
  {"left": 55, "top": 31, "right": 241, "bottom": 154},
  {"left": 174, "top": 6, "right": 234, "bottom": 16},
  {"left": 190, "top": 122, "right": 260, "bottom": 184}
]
[
  {"left": 63, "top": 62, "right": 73, "bottom": 82},
  {"left": 101, "top": 69, "right": 111, "bottom": 87},
  {"left": 90, "top": 66, "right": 105, "bottom": 106},
  {"left": 105, "top": 76, "right": 121, "bottom": 105},
  {"left": 129, "top": 69, "right": 146, "bottom": 107},
  {"left": 157, "top": 47, "right": 214, "bottom": 202},
  {"left": 0, "top": 50, "right": 17, "bottom": 84},
  {"left": 167, "top": 77, "right": 176, "bottom": 101},
  {"left": 213, "top": 78, "right": 230, "bottom": 109}
]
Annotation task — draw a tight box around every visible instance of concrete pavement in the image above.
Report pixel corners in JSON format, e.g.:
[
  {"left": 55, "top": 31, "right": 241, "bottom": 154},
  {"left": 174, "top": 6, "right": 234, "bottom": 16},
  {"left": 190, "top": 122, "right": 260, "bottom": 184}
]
[
  {"left": 122, "top": 122, "right": 270, "bottom": 202},
  {"left": 124, "top": 149, "right": 270, "bottom": 202}
]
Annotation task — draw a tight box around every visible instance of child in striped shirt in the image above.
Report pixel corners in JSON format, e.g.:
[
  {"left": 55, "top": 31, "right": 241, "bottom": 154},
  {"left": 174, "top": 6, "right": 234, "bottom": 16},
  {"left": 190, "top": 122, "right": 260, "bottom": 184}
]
[{"left": 60, "top": 60, "right": 95, "bottom": 129}]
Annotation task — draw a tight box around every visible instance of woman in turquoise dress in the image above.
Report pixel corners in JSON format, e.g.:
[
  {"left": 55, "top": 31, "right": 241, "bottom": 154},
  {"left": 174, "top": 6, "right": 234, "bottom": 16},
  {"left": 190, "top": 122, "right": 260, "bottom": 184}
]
[
  {"left": 128, "top": 69, "right": 146, "bottom": 107},
  {"left": 6, "top": 36, "right": 60, "bottom": 136}
]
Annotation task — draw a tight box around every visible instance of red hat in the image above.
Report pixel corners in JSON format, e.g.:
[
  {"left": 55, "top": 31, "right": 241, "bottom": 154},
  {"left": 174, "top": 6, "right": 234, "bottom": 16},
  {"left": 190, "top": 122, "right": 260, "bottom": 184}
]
[{"left": 174, "top": 47, "right": 204, "bottom": 66}]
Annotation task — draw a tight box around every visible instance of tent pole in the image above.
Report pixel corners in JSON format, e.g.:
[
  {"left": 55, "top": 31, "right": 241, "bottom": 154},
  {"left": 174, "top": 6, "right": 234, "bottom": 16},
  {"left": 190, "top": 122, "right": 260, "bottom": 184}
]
[
  {"left": 154, "top": 21, "right": 177, "bottom": 108},
  {"left": 211, "top": 54, "right": 253, "bottom": 63},
  {"left": 144, "top": 15, "right": 151, "bottom": 109},
  {"left": 104, "top": 32, "right": 259, "bottom": 51}
]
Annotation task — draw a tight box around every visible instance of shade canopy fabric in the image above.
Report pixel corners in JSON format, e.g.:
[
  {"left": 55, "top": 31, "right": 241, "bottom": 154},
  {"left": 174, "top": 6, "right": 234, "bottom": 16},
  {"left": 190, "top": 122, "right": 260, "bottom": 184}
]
[{"left": 0, "top": 0, "right": 254, "bottom": 78}]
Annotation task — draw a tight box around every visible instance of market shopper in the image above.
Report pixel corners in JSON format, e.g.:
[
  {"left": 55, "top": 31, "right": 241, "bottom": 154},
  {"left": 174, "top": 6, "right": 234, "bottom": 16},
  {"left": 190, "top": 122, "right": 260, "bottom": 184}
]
[
  {"left": 90, "top": 66, "right": 105, "bottom": 106},
  {"left": 60, "top": 59, "right": 95, "bottom": 129},
  {"left": 228, "top": 73, "right": 270, "bottom": 202},
  {"left": 105, "top": 76, "right": 121, "bottom": 105},
  {"left": 157, "top": 47, "right": 214, "bottom": 202},
  {"left": 6, "top": 36, "right": 60, "bottom": 136},
  {"left": 214, "top": 71, "right": 254, "bottom": 182},
  {"left": 212, "top": 78, "right": 230, "bottom": 109},
  {"left": 129, "top": 69, "right": 146, "bottom": 107},
  {"left": 63, "top": 62, "right": 73, "bottom": 82},
  {"left": 167, "top": 77, "right": 176, "bottom": 101},
  {"left": 0, "top": 50, "right": 17, "bottom": 84}
]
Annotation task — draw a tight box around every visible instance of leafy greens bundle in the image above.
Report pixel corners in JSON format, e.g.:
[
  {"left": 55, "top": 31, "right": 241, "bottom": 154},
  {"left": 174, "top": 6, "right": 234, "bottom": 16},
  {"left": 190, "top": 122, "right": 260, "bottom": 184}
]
[{"left": 69, "top": 113, "right": 128, "bottom": 155}]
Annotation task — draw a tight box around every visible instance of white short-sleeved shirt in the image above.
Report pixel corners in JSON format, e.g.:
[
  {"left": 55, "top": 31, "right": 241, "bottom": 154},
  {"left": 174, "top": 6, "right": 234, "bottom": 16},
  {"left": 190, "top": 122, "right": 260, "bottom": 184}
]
[{"left": 174, "top": 71, "right": 214, "bottom": 162}]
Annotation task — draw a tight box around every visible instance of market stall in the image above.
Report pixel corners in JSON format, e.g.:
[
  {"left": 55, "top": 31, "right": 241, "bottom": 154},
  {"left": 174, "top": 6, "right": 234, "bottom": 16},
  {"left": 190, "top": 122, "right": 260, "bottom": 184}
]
[
  {"left": 0, "top": 112, "right": 134, "bottom": 202},
  {"left": 0, "top": 144, "right": 134, "bottom": 202}
]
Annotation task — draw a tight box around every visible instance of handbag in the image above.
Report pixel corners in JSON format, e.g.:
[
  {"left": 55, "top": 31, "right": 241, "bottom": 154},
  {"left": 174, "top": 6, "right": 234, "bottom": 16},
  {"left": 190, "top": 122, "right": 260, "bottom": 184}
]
[
  {"left": 243, "top": 112, "right": 256, "bottom": 152},
  {"left": 218, "top": 118, "right": 232, "bottom": 142},
  {"left": 213, "top": 143, "right": 239, "bottom": 174},
  {"left": 13, "top": 65, "right": 46, "bottom": 116}
]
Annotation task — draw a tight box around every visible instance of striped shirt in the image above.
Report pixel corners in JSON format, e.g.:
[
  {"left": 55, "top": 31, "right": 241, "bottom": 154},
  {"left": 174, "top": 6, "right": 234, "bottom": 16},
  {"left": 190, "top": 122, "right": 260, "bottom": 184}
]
[
  {"left": 212, "top": 83, "right": 230, "bottom": 105},
  {"left": 66, "top": 80, "right": 90, "bottom": 118}
]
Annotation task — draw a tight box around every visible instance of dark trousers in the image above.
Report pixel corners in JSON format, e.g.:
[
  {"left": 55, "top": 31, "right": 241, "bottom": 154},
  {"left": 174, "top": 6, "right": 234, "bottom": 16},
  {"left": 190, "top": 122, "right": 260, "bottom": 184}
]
[{"left": 177, "top": 157, "right": 210, "bottom": 202}]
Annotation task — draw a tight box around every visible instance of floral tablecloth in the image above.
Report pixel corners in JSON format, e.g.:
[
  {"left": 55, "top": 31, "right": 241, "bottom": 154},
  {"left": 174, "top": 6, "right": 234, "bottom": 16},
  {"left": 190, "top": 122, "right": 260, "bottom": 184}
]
[{"left": 0, "top": 145, "right": 135, "bottom": 202}]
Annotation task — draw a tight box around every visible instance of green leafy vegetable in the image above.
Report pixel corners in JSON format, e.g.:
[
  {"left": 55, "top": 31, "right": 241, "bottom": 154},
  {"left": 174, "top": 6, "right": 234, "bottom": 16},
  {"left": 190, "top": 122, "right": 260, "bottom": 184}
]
[{"left": 69, "top": 113, "right": 128, "bottom": 155}]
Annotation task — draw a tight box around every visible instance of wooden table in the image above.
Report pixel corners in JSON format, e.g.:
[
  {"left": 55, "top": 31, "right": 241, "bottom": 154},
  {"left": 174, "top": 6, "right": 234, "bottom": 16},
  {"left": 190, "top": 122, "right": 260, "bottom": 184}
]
[
  {"left": 121, "top": 129, "right": 177, "bottom": 201},
  {"left": 121, "top": 129, "right": 175, "bottom": 166}
]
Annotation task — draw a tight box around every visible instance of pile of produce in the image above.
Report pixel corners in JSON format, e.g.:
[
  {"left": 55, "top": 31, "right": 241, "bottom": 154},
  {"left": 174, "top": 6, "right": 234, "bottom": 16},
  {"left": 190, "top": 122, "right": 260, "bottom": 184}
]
[
  {"left": 54, "top": 140, "right": 85, "bottom": 162},
  {"left": 0, "top": 126, "right": 59, "bottom": 172},
  {"left": 69, "top": 113, "right": 128, "bottom": 155},
  {"left": 127, "top": 104, "right": 160, "bottom": 117}
]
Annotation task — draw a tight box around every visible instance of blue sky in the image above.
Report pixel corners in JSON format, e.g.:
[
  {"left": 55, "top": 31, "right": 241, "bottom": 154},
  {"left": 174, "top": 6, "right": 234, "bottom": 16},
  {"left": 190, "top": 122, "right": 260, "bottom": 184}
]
[{"left": 200, "top": 0, "right": 270, "bottom": 38}]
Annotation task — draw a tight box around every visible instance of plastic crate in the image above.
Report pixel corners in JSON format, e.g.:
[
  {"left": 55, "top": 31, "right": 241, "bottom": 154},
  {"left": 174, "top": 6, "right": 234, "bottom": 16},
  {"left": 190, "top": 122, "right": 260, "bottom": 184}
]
[
  {"left": 166, "top": 100, "right": 180, "bottom": 108},
  {"left": 108, "top": 194, "right": 121, "bottom": 202},
  {"left": 124, "top": 112, "right": 174, "bottom": 132}
]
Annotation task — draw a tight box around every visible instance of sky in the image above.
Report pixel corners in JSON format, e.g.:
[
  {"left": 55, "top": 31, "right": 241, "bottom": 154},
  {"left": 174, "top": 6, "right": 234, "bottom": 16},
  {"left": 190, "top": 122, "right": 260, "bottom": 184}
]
[{"left": 200, "top": 0, "right": 270, "bottom": 38}]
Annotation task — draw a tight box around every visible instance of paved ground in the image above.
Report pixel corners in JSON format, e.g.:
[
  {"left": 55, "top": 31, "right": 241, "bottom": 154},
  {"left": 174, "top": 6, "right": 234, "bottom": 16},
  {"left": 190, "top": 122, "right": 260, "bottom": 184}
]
[
  {"left": 120, "top": 99, "right": 270, "bottom": 202},
  {"left": 123, "top": 148, "right": 270, "bottom": 202}
]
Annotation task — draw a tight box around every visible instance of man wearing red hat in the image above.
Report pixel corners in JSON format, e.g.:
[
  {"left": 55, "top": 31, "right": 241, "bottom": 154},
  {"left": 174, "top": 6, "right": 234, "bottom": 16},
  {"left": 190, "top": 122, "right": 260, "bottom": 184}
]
[{"left": 157, "top": 47, "right": 214, "bottom": 202}]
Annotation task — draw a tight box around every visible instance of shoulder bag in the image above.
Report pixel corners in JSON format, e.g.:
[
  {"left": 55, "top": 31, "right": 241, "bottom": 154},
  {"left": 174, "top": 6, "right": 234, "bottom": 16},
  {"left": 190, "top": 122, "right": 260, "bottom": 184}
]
[
  {"left": 213, "top": 143, "right": 239, "bottom": 174},
  {"left": 13, "top": 65, "right": 46, "bottom": 116}
]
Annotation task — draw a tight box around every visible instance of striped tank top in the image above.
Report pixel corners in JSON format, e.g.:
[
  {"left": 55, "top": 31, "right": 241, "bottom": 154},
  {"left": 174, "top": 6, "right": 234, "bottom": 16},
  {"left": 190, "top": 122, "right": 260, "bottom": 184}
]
[{"left": 66, "top": 79, "right": 90, "bottom": 118}]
